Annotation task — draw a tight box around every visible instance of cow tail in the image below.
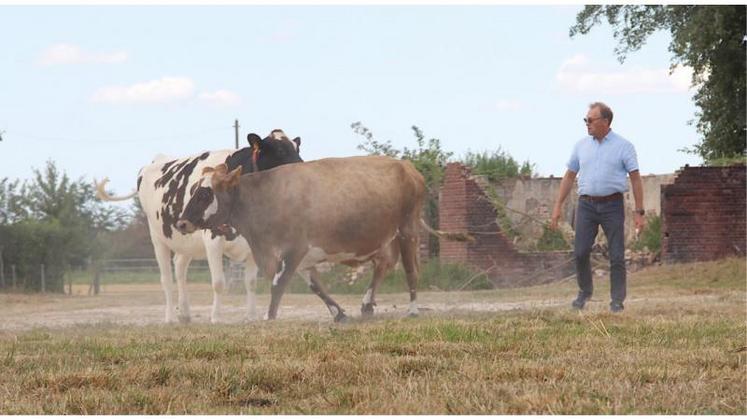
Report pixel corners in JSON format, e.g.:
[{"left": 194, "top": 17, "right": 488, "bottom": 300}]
[
  {"left": 94, "top": 177, "right": 137, "bottom": 202},
  {"left": 419, "top": 218, "right": 474, "bottom": 242}
]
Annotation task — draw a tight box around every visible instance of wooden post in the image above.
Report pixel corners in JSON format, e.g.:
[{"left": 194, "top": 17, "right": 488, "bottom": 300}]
[
  {"left": 40, "top": 264, "right": 45, "bottom": 293},
  {"left": 0, "top": 247, "right": 4, "bottom": 289},
  {"left": 93, "top": 263, "right": 100, "bottom": 296},
  {"left": 234, "top": 119, "right": 240, "bottom": 149},
  {"left": 11, "top": 264, "right": 16, "bottom": 289}
]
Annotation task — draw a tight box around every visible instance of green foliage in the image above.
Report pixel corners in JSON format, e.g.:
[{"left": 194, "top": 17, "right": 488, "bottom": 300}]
[
  {"left": 631, "top": 214, "right": 662, "bottom": 253},
  {"left": 351, "top": 122, "right": 400, "bottom": 158},
  {"left": 706, "top": 155, "right": 747, "bottom": 167},
  {"left": 570, "top": 5, "right": 746, "bottom": 163},
  {"left": 462, "top": 149, "right": 535, "bottom": 181},
  {"left": 535, "top": 223, "right": 571, "bottom": 251},
  {"left": 0, "top": 161, "right": 130, "bottom": 291},
  {"left": 0, "top": 178, "right": 28, "bottom": 224},
  {"left": 0, "top": 220, "right": 69, "bottom": 292}
]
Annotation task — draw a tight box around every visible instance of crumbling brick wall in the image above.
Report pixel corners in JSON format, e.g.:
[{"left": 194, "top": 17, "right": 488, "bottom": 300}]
[
  {"left": 439, "top": 163, "right": 574, "bottom": 286},
  {"left": 661, "top": 165, "right": 746, "bottom": 263}
]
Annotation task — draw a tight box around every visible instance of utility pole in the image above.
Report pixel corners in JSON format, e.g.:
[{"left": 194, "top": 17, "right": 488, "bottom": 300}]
[{"left": 234, "top": 119, "right": 240, "bottom": 149}]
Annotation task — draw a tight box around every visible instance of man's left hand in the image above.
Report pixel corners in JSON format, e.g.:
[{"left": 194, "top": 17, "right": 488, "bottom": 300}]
[{"left": 634, "top": 213, "right": 646, "bottom": 233}]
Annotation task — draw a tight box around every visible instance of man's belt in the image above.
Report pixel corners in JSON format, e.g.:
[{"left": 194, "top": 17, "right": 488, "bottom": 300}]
[{"left": 579, "top": 192, "right": 623, "bottom": 202}]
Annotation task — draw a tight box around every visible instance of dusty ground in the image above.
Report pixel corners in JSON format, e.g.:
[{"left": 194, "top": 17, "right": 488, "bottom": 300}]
[{"left": 0, "top": 277, "right": 733, "bottom": 332}]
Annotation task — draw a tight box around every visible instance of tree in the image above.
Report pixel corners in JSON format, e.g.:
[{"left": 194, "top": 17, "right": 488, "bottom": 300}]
[
  {"left": 570, "top": 5, "right": 746, "bottom": 162},
  {"left": 0, "top": 178, "right": 28, "bottom": 224},
  {"left": 0, "top": 161, "right": 130, "bottom": 291}
]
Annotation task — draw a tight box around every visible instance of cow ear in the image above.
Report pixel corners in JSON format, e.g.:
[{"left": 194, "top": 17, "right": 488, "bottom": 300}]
[
  {"left": 247, "top": 133, "right": 261, "bottom": 150},
  {"left": 211, "top": 172, "right": 226, "bottom": 191},
  {"left": 293, "top": 137, "right": 301, "bottom": 149},
  {"left": 215, "top": 163, "right": 228, "bottom": 175}
]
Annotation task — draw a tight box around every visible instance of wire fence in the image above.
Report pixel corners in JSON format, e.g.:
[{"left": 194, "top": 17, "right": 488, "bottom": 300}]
[{"left": 0, "top": 257, "right": 248, "bottom": 295}]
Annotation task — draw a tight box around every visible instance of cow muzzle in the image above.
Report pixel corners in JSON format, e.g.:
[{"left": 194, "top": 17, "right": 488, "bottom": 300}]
[{"left": 175, "top": 219, "right": 197, "bottom": 234}]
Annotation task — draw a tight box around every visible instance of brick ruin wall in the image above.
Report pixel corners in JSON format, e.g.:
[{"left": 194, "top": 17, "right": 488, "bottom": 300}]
[
  {"left": 661, "top": 165, "right": 746, "bottom": 263},
  {"left": 438, "top": 162, "right": 745, "bottom": 286},
  {"left": 439, "top": 163, "right": 574, "bottom": 287}
]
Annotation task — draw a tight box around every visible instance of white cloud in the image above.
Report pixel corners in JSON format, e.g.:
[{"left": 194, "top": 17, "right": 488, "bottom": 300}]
[
  {"left": 556, "top": 54, "right": 694, "bottom": 94},
  {"left": 198, "top": 90, "right": 242, "bottom": 106},
  {"left": 91, "top": 77, "right": 195, "bottom": 104},
  {"left": 39, "top": 43, "right": 128, "bottom": 66}
]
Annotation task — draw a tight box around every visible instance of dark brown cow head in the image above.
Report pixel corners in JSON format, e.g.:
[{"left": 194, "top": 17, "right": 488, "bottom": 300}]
[{"left": 176, "top": 164, "right": 241, "bottom": 235}]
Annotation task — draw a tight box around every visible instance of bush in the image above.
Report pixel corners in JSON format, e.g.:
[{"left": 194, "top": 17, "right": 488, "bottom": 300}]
[
  {"left": 631, "top": 214, "right": 662, "bottom": 253},
  {"left": 462, "top": 149, "right": 534, "bottom": 181},
  {"left": 535, "top": 223, "right": 571, "bottom": 251},
  {"left": 0, "top": 221, "right": 70, "bottom": 292}
]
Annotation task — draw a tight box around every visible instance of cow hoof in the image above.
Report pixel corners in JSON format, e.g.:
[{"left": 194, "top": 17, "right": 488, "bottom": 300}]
[
  {"left": 361, "top": 304, "right": 375, "bottom": 318},
  {"left": 334, "top": 312, "right": 349, "bottom": 323}
]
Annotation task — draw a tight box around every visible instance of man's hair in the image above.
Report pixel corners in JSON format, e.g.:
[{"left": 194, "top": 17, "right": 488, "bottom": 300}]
[{"left": 589, "top": 102, "right": 613, "bottom": 124}]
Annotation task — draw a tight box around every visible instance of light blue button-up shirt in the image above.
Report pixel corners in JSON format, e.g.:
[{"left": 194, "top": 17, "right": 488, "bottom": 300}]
[{"left": 566, "top": 130, "right": 639, "bottom": 196}]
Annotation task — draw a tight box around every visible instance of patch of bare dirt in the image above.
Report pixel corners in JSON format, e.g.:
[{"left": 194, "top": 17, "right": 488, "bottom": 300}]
[{"left": 0, "top": 283, "right": 732, "bottom": 332}]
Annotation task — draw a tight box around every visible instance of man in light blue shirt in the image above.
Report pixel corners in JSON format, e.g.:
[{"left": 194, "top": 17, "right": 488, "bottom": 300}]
[{"left": 550, "top": 102, "right": 645, "bottom": 313}]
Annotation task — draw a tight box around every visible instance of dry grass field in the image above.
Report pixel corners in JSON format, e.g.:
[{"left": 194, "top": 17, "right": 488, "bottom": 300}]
[{"left": 0, "top": 257, "right": 745, "bottom": 414}]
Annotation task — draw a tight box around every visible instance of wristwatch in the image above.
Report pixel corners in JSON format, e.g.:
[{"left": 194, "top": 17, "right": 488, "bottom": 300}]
[{"left": 635, "top": 208, "right": 645, "bottom": 216}]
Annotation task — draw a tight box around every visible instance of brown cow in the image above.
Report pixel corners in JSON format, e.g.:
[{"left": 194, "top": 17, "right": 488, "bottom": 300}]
[{"left": 175, "top": 155, "right": 469, "bottom": 321}]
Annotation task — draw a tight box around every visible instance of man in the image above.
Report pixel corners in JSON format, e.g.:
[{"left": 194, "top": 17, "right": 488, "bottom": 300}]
[{"left": 550, "top": 102, "right": 645, "bottom": 313}]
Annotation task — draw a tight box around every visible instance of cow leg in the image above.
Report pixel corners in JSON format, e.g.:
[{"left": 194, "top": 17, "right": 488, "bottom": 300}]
[
  {"left": 152, "top": 241, "right": 177, "bottom": 323},
  {"left": 173, "top": 253, "right": 192, "bottom": 324},
  {"left": 361, "top": 241, "right": 399, "bottom": 317},
  {"left": 398, "top": 229, "right": 421, "bottom": 317},
  {"left": 204, "top": 240, "right": 226, "bottom": 324},
  {"left": 243, "top": 254, "right": 259, "bottom": 322},
  {"left": 300, "top": 268, "right": 348, "bottom": 323},
  {"left": 265, "top": 250, "right": 305, "bottom": 321}
]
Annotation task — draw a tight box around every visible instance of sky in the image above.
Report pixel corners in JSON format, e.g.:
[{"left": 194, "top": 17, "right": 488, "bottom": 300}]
[{"left": 0, "top": 4, "right": 707, "bottom": 198}]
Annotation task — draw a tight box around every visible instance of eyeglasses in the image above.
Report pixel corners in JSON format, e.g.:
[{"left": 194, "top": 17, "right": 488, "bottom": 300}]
[{"left": 584, "top": 116, "right": 606, "bottom": 124}]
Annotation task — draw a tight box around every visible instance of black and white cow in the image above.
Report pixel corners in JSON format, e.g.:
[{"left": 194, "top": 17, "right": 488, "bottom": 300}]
[{"left": 95, "top": 130, "right": 302, "bottom": 323}]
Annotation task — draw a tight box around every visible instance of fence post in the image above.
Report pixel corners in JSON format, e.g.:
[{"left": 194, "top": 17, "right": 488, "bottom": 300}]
[
  {"left": 90, "top": 261, "right": 101, "bottom": 296},
  {"left": 40, "top": 264, "right": 46, "bottom": 293},
  {"left": 11, "top": 264, "right": 16, "bottom": 289},
  {"left": 0, "top": 247, "right": 5, "bottom": 289}
]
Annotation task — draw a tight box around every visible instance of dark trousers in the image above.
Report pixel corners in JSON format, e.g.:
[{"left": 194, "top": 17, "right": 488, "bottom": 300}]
[{"left": 574, "top": 197, "right": 626, "bottom": 303}]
